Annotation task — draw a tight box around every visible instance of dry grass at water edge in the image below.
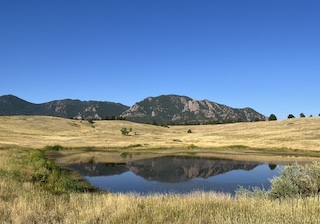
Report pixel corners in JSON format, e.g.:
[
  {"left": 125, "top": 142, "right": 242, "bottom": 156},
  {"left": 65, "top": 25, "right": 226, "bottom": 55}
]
[{"left": 1, "top": 169, "right": 320, "bottom": 223}]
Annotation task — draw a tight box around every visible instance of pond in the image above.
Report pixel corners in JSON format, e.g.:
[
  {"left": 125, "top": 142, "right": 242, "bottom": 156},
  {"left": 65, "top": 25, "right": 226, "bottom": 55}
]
[{"left": 66, "top": 155, "right": 284, "bottom": 195}]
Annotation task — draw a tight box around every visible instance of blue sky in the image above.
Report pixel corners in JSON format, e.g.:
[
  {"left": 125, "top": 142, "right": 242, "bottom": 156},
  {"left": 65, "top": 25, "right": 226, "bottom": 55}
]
[{"left": 1, "top": 1, "right": 319, "bottom": 119}]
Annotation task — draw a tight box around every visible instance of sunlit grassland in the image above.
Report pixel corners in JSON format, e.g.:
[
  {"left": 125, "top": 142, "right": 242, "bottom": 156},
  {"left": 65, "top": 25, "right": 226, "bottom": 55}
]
[
  {"left": 1, "top": 115, "right": 320, "bottom": 151},
  {"left": 1, "top": 116, "right": 320, "bottom": 223}
]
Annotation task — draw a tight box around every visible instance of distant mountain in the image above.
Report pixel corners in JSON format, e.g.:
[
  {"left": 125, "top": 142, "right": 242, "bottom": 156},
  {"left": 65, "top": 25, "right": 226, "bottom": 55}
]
[
  {"left": 121, "top": 94, "right": 266, "bottom": 124},
  {"left": 0, "top": 94, "right": 266, "bottom": 123},
  {"left": 0, "top": 95, "right": 129, "bottom": 119}
]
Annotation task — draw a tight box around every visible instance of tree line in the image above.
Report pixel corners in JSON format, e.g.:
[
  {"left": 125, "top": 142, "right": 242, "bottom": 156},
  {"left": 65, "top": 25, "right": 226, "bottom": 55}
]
[{"left": 268, "top": 113, "right": 320, "bottom": 121}]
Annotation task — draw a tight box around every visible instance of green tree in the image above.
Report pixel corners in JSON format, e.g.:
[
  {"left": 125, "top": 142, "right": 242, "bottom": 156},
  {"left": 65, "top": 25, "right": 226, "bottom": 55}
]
[
  {"left": 288, "top": 114, "right": 295, "bottom": 119},
  {"left": 268, "top": 114, "right": 277, "bottom": 121},
  {"left": 300, "top": 113, "right": 306, "bottom": 118},
  {"left": 120, "top": 127, "right": 130, "bottom": 136}
]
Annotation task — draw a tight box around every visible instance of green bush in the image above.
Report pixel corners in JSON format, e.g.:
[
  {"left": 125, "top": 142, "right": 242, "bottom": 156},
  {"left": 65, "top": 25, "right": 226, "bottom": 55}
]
[
  {"left": 269, "top": 162, "right": 320, "bottom": 198},
  {"left": 187, "top": 144, "right": 198, "bottom": 149},
  {"left": 120, "top": 127, "right": 132, "bottom": 136},
  {"left": 236, "top": 162, "right": 320, "bottom": 199},
  {"left": 28, "top": 149, "right": 92, "bottom": 194}
]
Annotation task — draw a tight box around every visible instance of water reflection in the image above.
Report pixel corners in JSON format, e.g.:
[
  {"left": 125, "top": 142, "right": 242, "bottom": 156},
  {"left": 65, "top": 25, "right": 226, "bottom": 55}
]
[{"left": 67, "top": 156, "right": 281, "bottom": 195}]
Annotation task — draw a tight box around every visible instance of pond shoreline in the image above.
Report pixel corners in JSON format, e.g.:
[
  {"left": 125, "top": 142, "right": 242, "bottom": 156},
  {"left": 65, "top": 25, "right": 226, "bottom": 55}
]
[{"left": 47, "top": 147, "right": 320, "bottom": 166}]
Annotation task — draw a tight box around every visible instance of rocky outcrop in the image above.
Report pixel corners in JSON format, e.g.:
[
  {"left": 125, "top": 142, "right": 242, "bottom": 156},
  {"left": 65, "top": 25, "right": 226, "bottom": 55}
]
[{"left": 121, "top": 95, "right": 266, "bottom": 124}]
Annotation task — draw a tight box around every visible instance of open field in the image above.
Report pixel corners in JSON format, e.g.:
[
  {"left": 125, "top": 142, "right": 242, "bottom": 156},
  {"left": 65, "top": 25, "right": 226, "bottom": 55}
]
[
  {"left": 1, "top": 116, "right": 320, "bottom": 223},
  {"left": 1, "top": 115, "right": 320, "bottom": 151}
]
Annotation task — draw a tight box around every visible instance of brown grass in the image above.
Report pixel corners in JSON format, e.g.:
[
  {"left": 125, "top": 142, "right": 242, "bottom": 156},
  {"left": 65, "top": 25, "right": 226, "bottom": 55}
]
[
  {"left": 1, "top": 149, "right": 320, "bottom": 224},
  {"left": 1, "top": 116, "right": 320, "bottom": 223},
  {"left": 1, "top": 115, "right": 320, "bottom": 151}
]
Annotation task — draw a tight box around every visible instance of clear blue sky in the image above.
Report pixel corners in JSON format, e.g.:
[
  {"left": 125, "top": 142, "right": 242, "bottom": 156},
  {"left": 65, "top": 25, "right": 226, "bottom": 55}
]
[{"left": 1, "top": 0, "right": 319, "bottom": 119}]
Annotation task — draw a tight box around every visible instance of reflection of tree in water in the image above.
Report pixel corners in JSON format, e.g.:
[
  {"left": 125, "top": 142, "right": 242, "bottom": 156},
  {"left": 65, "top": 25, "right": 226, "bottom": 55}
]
[{"left": 268, "top": 164, "right": 277, "bottom": 170}]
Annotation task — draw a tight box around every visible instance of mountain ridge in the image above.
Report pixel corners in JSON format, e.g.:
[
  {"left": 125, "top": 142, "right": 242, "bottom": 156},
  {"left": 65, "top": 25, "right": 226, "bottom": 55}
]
[
  {"left": 121, "top": 94, "right": 266, "bottom": 124},
  {"left": 0, "top": 94, "right": 266, "bottom": 123},
  {"left": 0, "top": 94, "right": 129, "bottom": 119}
]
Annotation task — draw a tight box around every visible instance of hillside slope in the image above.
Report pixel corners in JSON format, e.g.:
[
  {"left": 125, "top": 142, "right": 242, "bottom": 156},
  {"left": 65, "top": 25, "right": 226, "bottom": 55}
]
[
  {"left": 0, "top": 95, "right": 129, "bottom": 119},
  {"left": 0, "top": 115, "right": 319, "bottom": 151}
]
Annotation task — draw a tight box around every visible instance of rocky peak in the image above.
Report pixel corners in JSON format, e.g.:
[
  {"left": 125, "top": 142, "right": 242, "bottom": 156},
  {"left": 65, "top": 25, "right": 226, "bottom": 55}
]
[{"left": 121, "top": 94, "right": 266, "bottom": 124}]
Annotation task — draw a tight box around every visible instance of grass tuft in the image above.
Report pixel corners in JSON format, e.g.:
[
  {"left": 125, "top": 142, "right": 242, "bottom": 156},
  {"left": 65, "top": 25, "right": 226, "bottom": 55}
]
[
  {"left": 223, "top": 145, "right": 250, "bottom": 149},
  {"left": 187, "top": 144, "right": 198, "bottom": 149},
  {"left": 44, "top": 145, "right": 66, "bottom": 151},
  {"left": 124, "top": 144, "right": 143, "bottom": 149}
]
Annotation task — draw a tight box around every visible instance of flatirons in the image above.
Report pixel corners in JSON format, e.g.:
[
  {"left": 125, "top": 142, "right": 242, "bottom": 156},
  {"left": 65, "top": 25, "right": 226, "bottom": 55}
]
[
  {"left": 121, "top": 95, "right": 266, "bottom": 124},
  {"left": 0, "top": 94, "right": 266, "bottom": 123}
]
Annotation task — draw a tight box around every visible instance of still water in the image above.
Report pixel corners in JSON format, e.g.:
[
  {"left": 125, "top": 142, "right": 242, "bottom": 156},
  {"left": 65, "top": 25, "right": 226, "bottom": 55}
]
[{"left": 67, "top": 156, "right": 282, "bottom": 195}]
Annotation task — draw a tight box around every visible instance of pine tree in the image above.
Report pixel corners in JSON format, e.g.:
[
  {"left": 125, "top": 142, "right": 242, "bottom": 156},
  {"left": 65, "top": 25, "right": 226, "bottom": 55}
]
[{"left": 269, "top": 114, "right": 277, "bottom": 121}]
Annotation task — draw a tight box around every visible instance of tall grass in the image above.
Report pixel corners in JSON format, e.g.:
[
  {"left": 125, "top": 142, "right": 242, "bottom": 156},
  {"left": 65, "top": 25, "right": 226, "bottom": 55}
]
[
  {"left": 2, "top": 179, "right": 320, "bottom": 223},
  {"left": 27, "top": 148, "right": 93, "bottom": 194},
  {"left": 1, "top": 147, "right": 320, "bottom": 223}
]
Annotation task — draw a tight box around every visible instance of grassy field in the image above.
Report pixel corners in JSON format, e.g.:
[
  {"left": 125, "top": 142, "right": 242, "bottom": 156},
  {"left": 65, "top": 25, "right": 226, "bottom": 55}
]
[
  {"left": 1, "top": 115, "right": 320, "bottom": 223},
  {"left": 1, "top": 115, "right": 320, "bottom": 151}
]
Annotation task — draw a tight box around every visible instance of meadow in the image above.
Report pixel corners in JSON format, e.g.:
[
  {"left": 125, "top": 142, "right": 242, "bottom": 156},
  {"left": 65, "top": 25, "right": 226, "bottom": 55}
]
[{"left": 1, "top": 116, "right": 320, "bottom": 223}]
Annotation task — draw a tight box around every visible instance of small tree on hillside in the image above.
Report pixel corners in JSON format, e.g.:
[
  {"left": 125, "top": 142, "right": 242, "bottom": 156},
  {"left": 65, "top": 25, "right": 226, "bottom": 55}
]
[
  {"left": 300, "top": 113, "right": 306, "bottom": 118},
  {"left": 120, "top": 127, "right": 132, "bottom": 136},
  {"left": 288, "top": 114, "right": 295, "bottom": 119},
  {"left": 269, "top": 114, "right": 277, "bottom": 121}
]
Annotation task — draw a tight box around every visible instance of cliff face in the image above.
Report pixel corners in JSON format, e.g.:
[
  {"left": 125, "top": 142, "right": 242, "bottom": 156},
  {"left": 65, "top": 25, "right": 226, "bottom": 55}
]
[{"left": 121, "top": 95, "right": 266, "bottom": 124}]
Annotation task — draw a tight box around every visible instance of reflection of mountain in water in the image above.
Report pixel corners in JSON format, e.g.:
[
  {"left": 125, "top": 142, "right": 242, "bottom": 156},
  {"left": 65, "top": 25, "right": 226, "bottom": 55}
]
[
  {"left": 67, "top": 162, "right": 128, "bottom": 177},
  {"left": 67, "top": 156, "right": 264, "bottom": 183},
  {"left": 127, "top": 156, "right": 261, "bottom": 183}
]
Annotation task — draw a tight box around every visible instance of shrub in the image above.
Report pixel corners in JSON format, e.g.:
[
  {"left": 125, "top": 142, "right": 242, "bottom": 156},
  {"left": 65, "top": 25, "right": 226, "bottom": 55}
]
[
  {"left": 269, "top": 162, "right": 320, "bottom": 198},
  {"left": 120, "top": 127, "right": 133, "bottom": 136},
  {"left": 87, "top": 118, "right": 94, "bottom": 124},
  {"left": 45, "top": 145, "right": 64, "bottom": 151},
  {"left": 187, "top": 144, "right": 198, "bottom": 149},
  {"left": 236, "top": 162, "right": 320, "bottom": 199}
]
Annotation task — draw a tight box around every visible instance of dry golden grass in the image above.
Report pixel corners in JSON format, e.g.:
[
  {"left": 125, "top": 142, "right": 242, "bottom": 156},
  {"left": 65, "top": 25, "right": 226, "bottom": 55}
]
[
  {"left": 1, "top": 116, "right": 320, "bottom": 223},
  {"left": 1, "top": 115, "right": 320, "bottom": 151},
  {"left": 2, "top": 158, "right": 320, "bottom": 223}
]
